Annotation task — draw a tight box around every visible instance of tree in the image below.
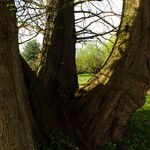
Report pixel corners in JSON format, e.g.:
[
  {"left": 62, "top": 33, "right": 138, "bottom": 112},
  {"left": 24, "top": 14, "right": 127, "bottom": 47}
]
[
  {"left": 1, "top": 0, "right": 150, "bottom": 149},
  {"left": 38, "top": 0, "right": 150, "bottom": 149},
  {"left": 22, "top": 39, "right": 41, "bottom": 71},
  {"left": 0, "top": 0, "right": 36, "bottom": 149},
  {"left": 76, "top": 43, "right": 103, "bottom": 74},
  {"left": 22, "top": 39, "right": 41, "bottom": 62}
]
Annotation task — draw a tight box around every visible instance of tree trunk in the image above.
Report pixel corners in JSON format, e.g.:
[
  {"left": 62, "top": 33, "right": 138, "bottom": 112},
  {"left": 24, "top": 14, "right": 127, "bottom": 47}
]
[
  {"left": 68, "top": 0, "right": 150, "bottom": 149},
  {"left": 34, "top": 0, "right": 150, "bottom": 148},
  {"left": 21, "top": 0, "right": 79, "bottom": 137},
  {"left": 3, "top": 0, "right": 150, "bottom": 149},
  {"left": 37, "top": 0, "right": 58, "bottom": 74},
  {"left": 0, "top": 1, "right": 36, "bottom": 149},
  {"left": 38, "top": 0, "right": 78, "bottom": 99}
]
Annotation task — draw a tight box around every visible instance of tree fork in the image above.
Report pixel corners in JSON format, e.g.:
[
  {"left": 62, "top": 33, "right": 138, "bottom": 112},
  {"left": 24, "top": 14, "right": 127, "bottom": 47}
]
[{"left": 7, "top": 0, "right": 150, "bottom": 149}]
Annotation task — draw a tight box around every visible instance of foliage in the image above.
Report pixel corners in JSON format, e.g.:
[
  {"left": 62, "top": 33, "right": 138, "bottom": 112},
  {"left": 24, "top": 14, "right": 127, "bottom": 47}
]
[
  {"left": 124, "top": 95, "right": 150, "bottom": 150},
  {"left": 21, "top": 39, "right": 41, "bottom": 71},
  {"left": 106, "top": 140, "right": 117, "bottom": 150},
  {"left": 22, "top": 39, "right": 41, "bottom": 61},
  {"left": 76, "top": 37, "right": 116, "bottom": 74},
  {"left": 45, "top": 131, "right": 79, "bottom": 150},
  {"left": 76, "top": 43, "right": 103, "bottom": 74}
]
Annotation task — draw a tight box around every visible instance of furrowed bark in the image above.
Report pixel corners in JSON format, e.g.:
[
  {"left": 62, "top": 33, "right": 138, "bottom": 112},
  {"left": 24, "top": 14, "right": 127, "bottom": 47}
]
[
  {"left": 21, "top": 1, "right": 77, "bottom": 136},
  {"left": 69, "top": 0, "right": 150, "bottom": 149},
  {"left": 0, "top": 0, "right": 36, "bottom": 149},
  {"left": 21, "top": 56, "right": 61, "bottom": 135},
  {"left": 17, "top": 0, "right": 150, "bottom": 149},
  {"left": 22, "top": 0, "right": 78, "bottom": 135}
]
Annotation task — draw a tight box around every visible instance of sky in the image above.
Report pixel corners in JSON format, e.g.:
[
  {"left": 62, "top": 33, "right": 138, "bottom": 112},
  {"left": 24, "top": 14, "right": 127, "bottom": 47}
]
[
  {"left": 18, "top": 0, "right": 123, "bottom": 51},
  {"left": 74, "top": 0, "right": 123, "bottom": 48}
]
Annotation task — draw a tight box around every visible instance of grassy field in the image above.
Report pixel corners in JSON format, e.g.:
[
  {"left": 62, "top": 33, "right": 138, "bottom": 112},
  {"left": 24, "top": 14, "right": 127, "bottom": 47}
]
[
  {"left": 78, "top": 73, "right": 92, "bottom": 86},
  {"left": 78, "top": 74, "right": 150, "bottom": 150}
]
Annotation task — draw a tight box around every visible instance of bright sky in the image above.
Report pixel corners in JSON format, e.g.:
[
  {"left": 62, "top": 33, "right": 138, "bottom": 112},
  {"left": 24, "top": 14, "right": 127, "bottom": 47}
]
[
  {"left": 75, "top": 0, "right": 123, "bottom": 48},
  {"left": 19, "top": 0, "right": 123, "bottom": 51}
]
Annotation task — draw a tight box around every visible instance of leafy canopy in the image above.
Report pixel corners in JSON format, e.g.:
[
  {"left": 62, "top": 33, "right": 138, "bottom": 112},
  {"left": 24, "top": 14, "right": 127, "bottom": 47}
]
[
  {"left": 76, "top": 43, "right": 103, "bottom": 74},
  {"left": 22, "top": 39, "right": 41, "bottom": 62},
  {"left": 76, "top": 37, "right": 116, "bottom": 74}
]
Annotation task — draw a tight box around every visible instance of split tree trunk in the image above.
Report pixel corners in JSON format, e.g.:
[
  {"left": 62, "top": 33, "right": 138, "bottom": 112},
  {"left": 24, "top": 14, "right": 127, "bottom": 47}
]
[
  {"left": 69, "top": 0, "right": 150, "bottom": 149},
  {"left": 35, "top": 0, "right": 150, "bottom": 149},
  {"left": 5, "top": 0, "right": 150, "bottom": 149},
  {"left": 0, "top": 1, "right": 36, "bottom": 149}
]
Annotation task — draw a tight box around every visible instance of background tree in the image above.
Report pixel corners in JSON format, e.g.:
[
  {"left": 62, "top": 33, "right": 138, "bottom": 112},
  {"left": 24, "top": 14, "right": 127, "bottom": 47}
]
[
  {"left": 76, "top": 43, "right": 103, "bottom": 74},
  {"left": 22, "top": 39, "right": 41, "bottom": 61},
  {"left": 101, "top": 36, "right": 117, "bottom": 63},
  {"left": 76, "top": 37, "right": 116, "bottom": 74},
  {"left": 22, "top": 39, "right": 41, "bottom": 71}
]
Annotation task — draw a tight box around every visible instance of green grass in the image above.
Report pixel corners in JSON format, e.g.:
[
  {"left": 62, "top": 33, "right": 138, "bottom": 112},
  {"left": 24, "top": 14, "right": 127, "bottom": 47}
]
[
  {"left": 78, "top": 73, "right": 93, "bottom": 86},
  {"left": 106, "top": 95, "right": 150, "bottom": 150},
  {"left": 124, "top": 95, "right": 150, "bottom": 150}
]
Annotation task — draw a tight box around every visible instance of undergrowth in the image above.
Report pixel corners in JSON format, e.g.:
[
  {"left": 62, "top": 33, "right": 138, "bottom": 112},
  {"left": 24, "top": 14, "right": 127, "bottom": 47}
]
[{"left": 45, "top": 131, "right": 79, "bottom": 150}]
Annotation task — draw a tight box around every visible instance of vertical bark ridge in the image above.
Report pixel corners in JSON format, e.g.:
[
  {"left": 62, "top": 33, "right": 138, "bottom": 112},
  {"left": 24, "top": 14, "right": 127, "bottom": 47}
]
[{"left": 0, "top": 1, "right": 36, "bottom": 149}]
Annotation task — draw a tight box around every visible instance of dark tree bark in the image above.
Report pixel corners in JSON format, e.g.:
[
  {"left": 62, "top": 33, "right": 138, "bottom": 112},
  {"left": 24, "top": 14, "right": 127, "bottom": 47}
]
[
  {"left": 68, "top": 0, "right": 150, "bottom": 149},
  {"left": 0, "top": 0, "right": 36, "bottom": 149},
  {"left": 1, "top": 0, "right": 150, "bottom": 149},
  {"left": 38, "top": 0, "right": 78, "bottom": 99},
  {"left": 33, "top": 0, "right": 150, "bottom": 149}
]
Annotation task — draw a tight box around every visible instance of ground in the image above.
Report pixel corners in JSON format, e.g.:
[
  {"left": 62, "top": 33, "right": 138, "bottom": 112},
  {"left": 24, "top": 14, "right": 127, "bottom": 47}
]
[{"left": 78, "top": 73, "right": 93, "bottom": 86}]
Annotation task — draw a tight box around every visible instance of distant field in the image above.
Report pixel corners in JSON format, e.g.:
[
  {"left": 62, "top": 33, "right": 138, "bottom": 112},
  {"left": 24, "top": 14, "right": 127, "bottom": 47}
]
[{"left": 78, "top": 73, "right": 93, "bottom": 85}]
